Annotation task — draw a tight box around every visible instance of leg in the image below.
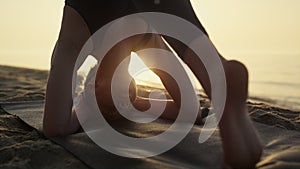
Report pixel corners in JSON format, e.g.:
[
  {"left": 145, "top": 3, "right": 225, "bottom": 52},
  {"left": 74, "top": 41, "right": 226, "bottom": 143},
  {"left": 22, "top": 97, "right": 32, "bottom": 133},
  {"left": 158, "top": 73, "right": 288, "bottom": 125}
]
[
  {"left": 218, "top": 61, "right": 263, "bottom": 168},
  {"left": 133, "top": 0, "right": 262, "bottom": 166},
  {"left": 131, "top": 34, "right": 203, "bottom": 123},
  {"left": 43, "top": 6, "right": 91, "bottom": 137},
  {"left": 166, "top": 39, "right": 263, "bottom": 167},
  {"left": 94, "top": 34, "right": 151, "bottom": 119},
  {"left": 93, "top": 34, "right": 203, "bottom": 122}
]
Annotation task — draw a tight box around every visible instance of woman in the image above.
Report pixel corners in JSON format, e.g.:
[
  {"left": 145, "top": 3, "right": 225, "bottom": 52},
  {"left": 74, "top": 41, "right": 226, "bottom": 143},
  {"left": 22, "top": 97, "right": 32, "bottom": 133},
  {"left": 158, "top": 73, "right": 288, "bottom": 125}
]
[{"left": 43, "top": 0, "right": 262, "bottom": 168}]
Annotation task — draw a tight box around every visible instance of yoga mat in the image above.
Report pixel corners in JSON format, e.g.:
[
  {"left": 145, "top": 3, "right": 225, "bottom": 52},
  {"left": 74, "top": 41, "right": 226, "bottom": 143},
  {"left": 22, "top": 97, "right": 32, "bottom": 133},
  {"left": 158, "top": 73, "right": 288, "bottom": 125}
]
[{"left": 2, "top": 101, "right": 300, "bottom": 169}]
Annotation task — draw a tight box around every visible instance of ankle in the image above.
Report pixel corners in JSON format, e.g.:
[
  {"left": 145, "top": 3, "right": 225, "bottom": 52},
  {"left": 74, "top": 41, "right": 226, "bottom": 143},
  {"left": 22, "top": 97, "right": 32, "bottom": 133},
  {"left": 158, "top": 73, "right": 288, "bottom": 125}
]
[{"left": 219, "top": 106, "right": 249, "bottom": 128}]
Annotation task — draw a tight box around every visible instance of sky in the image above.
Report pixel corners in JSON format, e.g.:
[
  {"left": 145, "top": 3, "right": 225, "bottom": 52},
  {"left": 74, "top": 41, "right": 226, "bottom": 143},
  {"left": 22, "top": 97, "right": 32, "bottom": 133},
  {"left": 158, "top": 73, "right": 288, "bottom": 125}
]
[
  {"left": 0, "top": 1, "right": 64, "bottom": 69},
  {"left": 0, "top": 0, "right": 299, "bottom": 70},
  {"left": 0, "top": 0, "right": 299, "bottom": 91},
  {"left": 193, "top": 0, "right": 300, "bottom": 57}
]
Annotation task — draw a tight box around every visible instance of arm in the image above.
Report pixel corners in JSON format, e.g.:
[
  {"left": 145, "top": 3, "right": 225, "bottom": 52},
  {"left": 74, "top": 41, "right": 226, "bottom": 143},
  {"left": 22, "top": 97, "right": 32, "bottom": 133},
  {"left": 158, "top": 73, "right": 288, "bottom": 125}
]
[
  {"left": 43, "top": 40, "right": 80, "bottom": 137},
  {"left": 133, "top": 96, "right": 203, "bottom": 123},
  {"left": 43, "top": 6, "right": 91, "bottom": 137}
]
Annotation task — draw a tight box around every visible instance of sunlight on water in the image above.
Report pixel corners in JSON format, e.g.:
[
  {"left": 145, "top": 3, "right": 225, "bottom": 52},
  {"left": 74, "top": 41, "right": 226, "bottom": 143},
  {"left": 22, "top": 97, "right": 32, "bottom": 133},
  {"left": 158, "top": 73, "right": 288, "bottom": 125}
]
[
  {"left": 129, "top": 52, "right": 300, "bottom": 110},
  {"left": 233, "top": 53, "right": 300, "bottom": 110}
]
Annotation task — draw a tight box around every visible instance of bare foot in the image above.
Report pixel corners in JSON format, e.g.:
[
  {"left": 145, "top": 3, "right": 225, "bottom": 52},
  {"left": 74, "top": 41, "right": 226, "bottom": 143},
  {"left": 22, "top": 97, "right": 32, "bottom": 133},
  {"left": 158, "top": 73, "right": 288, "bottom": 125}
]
[{"left": 219, "top": 60, "right": 263, "bottom": 168}]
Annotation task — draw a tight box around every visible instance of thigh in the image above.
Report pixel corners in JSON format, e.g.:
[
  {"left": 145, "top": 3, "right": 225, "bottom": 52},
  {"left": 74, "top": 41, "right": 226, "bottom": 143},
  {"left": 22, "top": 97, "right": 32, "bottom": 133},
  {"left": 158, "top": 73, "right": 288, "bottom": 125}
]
[
  {"left": 131, "top": 0, "right": 208, "bottom": 36},
  {"left": 65, "top": 0, "right": 135, "bottom": 34},
  {"left": 131, "top": 0, "right": 209, "bottom": 60}
]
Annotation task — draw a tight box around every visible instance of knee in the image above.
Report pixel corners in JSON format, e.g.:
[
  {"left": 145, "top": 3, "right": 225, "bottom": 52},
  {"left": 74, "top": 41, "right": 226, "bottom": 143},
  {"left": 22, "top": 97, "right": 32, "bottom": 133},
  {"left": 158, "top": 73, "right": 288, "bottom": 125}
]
[{"left": 43, "top": 120, "right": 65, "bottom": 138}]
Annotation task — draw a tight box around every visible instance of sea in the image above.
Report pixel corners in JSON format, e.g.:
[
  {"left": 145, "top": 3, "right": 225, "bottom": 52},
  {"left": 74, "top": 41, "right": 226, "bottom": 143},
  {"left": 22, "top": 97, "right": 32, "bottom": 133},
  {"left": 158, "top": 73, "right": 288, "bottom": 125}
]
[
  {"left": 238, "top": 53, "right": 300, "bottom": 111},
  {"left": 127, "top": 53, "right": 300, "bottom": 111}
]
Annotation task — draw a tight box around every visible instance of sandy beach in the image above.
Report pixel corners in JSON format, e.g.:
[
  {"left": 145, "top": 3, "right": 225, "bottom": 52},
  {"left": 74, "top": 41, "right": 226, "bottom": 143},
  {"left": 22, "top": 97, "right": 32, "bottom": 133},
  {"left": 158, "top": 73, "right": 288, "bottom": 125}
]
[
  {"left": 0, "top": 65, "right": 300, "bottom": 168},
  {"left": 0, "top": 66, "right": 89, "bottom": 169}
]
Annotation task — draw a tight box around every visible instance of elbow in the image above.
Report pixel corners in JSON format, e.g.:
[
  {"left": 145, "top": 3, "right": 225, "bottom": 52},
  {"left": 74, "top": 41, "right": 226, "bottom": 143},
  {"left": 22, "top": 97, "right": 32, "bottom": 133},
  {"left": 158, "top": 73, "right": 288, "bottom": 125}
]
[
  {"left": 43, "top": 127, "right": 60, "bottom": 138},
  {"left": 43, "top": 109, "right": 79, "bottom": 138},
  {"left": 43, "top": 119, "right": 65, "bottom": 138},
  {"left": 43, "top": 111, "right": 68, "bottom": 138}
]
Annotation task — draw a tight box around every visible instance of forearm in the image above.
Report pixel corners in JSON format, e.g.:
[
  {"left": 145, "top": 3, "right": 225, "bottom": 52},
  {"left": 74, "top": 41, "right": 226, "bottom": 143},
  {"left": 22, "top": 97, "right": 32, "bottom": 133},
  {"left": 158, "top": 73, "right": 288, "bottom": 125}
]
[
  {"left": 133, "top": 97, "right": 178, "bottom": 119},
  {"left": 43, "top": 65, "right": 79, "bottom": 137},
  {"left": 43, "top": 40, "right": 80, "bottom": 137},
  {"left": 133, "top": 97, "right": 202, "bottom": 123}
]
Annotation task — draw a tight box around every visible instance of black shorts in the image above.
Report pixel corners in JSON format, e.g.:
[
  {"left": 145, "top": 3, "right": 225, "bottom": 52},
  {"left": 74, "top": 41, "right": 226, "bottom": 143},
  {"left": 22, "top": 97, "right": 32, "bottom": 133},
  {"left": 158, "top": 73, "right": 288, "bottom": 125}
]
[{"left": 65, "top": 0, "right": 208, "bottom": 36}]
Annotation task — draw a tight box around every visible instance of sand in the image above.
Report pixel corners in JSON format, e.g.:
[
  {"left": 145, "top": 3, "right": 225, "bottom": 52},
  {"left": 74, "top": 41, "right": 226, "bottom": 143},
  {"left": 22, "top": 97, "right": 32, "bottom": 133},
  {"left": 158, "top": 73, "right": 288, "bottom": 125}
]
[
  {"left": 0, "top": 66, "right": 89, "bottom": 169},
  {"left": 0, "top": 107, "right": 89, "bottom": 169},
  {"left": 0, "top": 65, "right": 300, "bottom": 168}
]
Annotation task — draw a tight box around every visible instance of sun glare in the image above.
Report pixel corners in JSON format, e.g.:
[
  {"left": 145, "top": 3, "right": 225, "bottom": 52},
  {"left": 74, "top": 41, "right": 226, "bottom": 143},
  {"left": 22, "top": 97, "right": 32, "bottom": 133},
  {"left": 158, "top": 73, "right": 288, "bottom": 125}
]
[{"left": 129, "top": 52, "right": 163, "bottom": 87}]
